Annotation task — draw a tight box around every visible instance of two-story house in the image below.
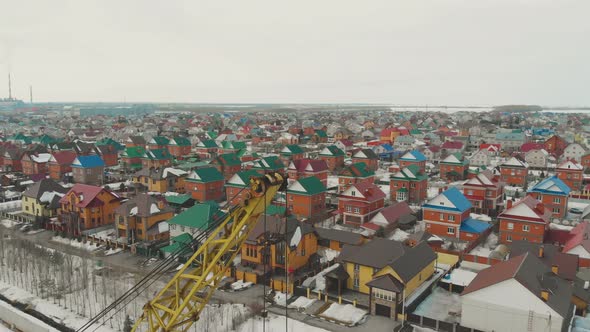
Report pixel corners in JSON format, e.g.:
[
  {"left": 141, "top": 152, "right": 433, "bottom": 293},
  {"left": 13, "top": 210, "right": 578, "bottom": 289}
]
[
  {"left": 93, "top": 144, "right": 119, "bottom": 167},
  {"left": 338, "top": 162, "right": 375, "bottom": 193},
  {"left": 351, "top": 149, "right": 379, "bottom": 172},
  {"left": 287, "top": 159, "right": 329, "bottom": 187},
  {"left": 21, "top": 152, "right": 51, "bottom": 176},
  {"left": 147, "top": 136, "right": 170, "bottom": 150},
  {"left": 461, "top": 171, "right": 504, "bottom": 217},
  {"left": 500, "top": 157, "right": 529, "bottom": 187},
  {"left": 498, "top": 196, "right": 551, "bottom": 244},
  {"left": 225, "top": 170, "right": 261, "bottom": 206},
  {"left": 22, "top": 179, "right": 67, "bottom": 225},
  {"left": 141, "top": 149, "right": 173, "bottom": 169},
  {"left": 556, "top": 160, "right": 583, "bottom": 191},
  {"left": 114, "top": 194, "right": 174, "bottom": 244},
  {"left": 185, "top": 167, "right": 225, "bottom": 202},
  {"left": 319, "top": 145, "right": 346, "bottom": 172},
  {"left": 251, "top": 156, "right": 285, "bottom": 175},
  {"left": 47, "top": 151, "right": 77, "bottom": 181},
  {"left": 527, "top": 175, "right": 571, "bottom": 219},
  {"left": 133, "top": 167, "right": 188, "bottom": 193},
  {"left": 439, "top": 153, "right": 469, "bottom": 181},
  {"left": 398, "top": 150, "right": 427, "bottom": 173},
  {"left": 286, "top": 176, "right": 327, "bottom": 220},
  {"left": 390, "top": 165, "right": 428, "bottom": 204},
  {"left": 280, "top": 144, "right": 305, "bottom": 167},
  {"left": 167, "top": 136, "right": 192, "bottom": 158},
  {"left": 121, "top": 146, "right": 146, "bottom": 171},
  {"left": 195, "top": 139, "right": 219, "bottom": 159},
  {"left": 71, "top": 155, "right": 105, "bottom": 185},
  {"left": 211, "top": 153, "right": 242, "bottom": 180},
  {"left": 339, "top": 182, "right": 385, "bottom": 227}
]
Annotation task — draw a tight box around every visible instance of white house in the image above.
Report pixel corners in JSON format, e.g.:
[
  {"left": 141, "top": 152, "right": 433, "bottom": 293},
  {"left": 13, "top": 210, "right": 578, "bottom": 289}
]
[
  {"left": 562, "top": 143, "right": 586, "bottom": 162},
  {"left": 525, "top": 149, "right": 549, "bottom": 169},
  {"left": 461, "top": 253, "right": 573, "bottom": 332},
  {"left": 469, "top": 149, "right": 490, "bottom": 167}
]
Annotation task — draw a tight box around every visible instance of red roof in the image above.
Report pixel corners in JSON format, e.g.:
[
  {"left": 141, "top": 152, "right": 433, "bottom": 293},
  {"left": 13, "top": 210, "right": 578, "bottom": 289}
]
[
  {"left": 337, "top": 139, "right": 354, "bottom": 147},
  {"left": 520, "top": 142, "right": 545, "bottom": 153},
  {"left": 499, "top": 196, "right": 551, "bottom": 224},
  {"left": 378, "top": 202, "right": 413, "bottom": 224},
  {"left": 289, "top": 159, "right": 328, "bottom": 173},
  {"left": 462, "top": 254, "right": 527, "bottom": 295},
  {"left": 360, "top": 222, "right": 381, "bottom": 231},
  {"left": 480, "top": 143, "right": 501, "bottom": 150},
  {"left": 563, "top": 222, "right": 590, "bottom": 253},
  {"left": 380, "top": 128, "right": 398, "bottom": 137},
  {"left": 51, "top": 151, "right": 77, "bottom": 166},
  {"left": 59, "top": 184, "right": 117, "bottom": 208},
  {"left": 346, "top": 182, "right": 386, "bottom": 202},
  {"left": 441, "top": 141, "right": 463, "bottom": 149}
]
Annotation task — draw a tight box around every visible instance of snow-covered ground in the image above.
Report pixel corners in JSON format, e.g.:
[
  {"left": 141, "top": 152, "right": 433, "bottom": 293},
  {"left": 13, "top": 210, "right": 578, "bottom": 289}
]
[
  {"left": 441, "top": 268, "right": 477, "bottom": 287},
  {"left": 469, "top": 213, "right": 492, "bottom": 222},
  {"left": 51, "top": 236, "right": 104, "bottom": 251},
  {"left": 273, "top": 292, "right": 293, "bottom": 307},
  {"left": 413, "top": 287, "right": 462, "bottom": 323},
  {"left": 320, "top": 303, "right": 367, "bottom": 326},
  {"left": 237, "top": 314, "right": 329, "bottom": 332},
  {"left": 302, "top": 264, "right": 341, "bottom": 292},
  {"left": 287, "top": 296, "right": 316, "bottom": 310},
  {"left": 389, "top": 228, "right": 410, "bottom": 242}
]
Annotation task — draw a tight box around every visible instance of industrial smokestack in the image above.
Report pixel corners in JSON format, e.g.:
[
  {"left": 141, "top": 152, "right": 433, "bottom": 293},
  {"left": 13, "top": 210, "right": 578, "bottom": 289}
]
[
  {"left": 8, "top": 73, "right": 12, "bottom": 99},
  {"left": 29, "top": 85, "right": 33, "bottom": 104}
]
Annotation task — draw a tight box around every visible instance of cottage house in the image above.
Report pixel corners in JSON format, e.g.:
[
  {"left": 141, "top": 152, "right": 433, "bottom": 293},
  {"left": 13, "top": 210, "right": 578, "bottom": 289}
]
[
  {"left": 185, "top": 167, "right": 225, "bottom": 202},
  {"left": 114, "top": 194, "right": 174, "bottom": 244},
  {"left": 498, "top": 196, "right": 551, "bottom": 244},
  {"left": 339, "top": 182, "right": 385, "bottom": 227},
  {"left": 72, "top": 155, "right": 105, "bottom": 185},
  {"left": 527, "top": 175, "right": 571, "bottom": 219},
  {"left": 318, "top": 145, "right": 346, "bottom": 172}
]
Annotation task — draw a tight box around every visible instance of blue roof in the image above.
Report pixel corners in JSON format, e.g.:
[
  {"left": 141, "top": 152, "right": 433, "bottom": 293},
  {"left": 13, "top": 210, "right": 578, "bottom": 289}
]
[
  {"left": 400, "top": 150, "right": 427, "bottom": 162},
  {"left": 460, "top": 218, "right": 491, "bottom": 234},
  {"left": 379, "top": 143, "right": 394, "bottom": 152},
  {"left": 72, "top": 155, "right": 105, "bottom": 168},
  {"left": 423, "top": 187, "right": 472, "bottom": 212},
  {"left": 528, "top": 175, "right": 571, "bottom": 196}
]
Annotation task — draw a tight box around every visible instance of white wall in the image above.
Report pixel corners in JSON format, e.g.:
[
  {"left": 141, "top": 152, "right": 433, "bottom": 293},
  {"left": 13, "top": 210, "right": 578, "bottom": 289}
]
[{"left": 461, "top": 279, "right": 564, "bottom": 332}]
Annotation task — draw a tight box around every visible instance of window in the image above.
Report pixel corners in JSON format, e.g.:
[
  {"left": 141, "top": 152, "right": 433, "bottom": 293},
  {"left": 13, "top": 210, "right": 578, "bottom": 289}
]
[
  {"left": 301, "top": 248, "right": 305, "bottom": 256},
  {"left": 397, "top": 191, "right": 407, "bottom": 202},
  {"left": 440, "top": 213, "right": 444, "bottom": 220},
  {"left": 410, "top": 183, "right": 415, "bottom": 188},
  {"left": 447, "top": 227, "right": 455, "bottom": 234},
  {"left": 353, "top": 207, "right": 360, "bottom": 214},
  {"left": 346, "top": 206, "right": 352, "bottom": 213},
  {"left": 354, "top": 264, "right": 360, "bottom": 272},
  {"left": 467, "top": 190, "right": 473, "bottom": 196},
  {"left": 523, "top": 225, "right": 530, "bottom": 232},
  {"left": 553, "top": 197, "right": 560, "bottom": 203},
  {"left": 351, "top": 191, "right": 356, "bottom": 197},
  {"left": 553, "top": 208, "right": 560, "bottom": 213},
  {"left": 448, "top": 215, "right": 455, "bottom": 221},
  {"left": 506, "top": 234, "right": 512, "bottom": 242},
  {"left": 507, "top": 222, "right": 514, "bottom": 230}
]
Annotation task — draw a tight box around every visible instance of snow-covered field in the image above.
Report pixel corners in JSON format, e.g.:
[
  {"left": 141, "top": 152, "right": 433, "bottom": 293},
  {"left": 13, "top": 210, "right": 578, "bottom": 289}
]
[
  {"left": 237, "top": 314, "right": 329, "bottom": 332},
  {"left": 413, "top": 287, "right": 462, "bottom": 323},
  {"left": 51, "top": 236, "right": 104, "bottom": 251}
]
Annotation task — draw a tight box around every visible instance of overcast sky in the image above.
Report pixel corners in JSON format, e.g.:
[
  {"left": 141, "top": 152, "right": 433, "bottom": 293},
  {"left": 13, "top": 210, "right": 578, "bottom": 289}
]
[{"left": 1, "top": 0, "right": 589, "bottom": 105}]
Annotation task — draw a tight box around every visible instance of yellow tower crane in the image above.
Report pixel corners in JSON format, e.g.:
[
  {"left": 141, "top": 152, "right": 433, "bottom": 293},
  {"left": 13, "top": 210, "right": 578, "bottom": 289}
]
[{"left": 132, "top": 172, "right": 285, "bottom": 332}]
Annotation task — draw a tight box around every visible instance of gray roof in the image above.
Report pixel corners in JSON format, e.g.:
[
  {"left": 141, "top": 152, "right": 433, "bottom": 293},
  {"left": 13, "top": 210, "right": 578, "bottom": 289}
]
[
  {"left": 22, "top": 179, "right": 67, "bottom": 200},
  {"left": 366, "top": 273, "right": 404, "bottom": 292},
  {"left": 314, "top": 227, "right": 363, "bottom": 246},
  {"left": 246, "top": 215, "right": 315, "bottom": 246},
  {"left": 114, "top": 194, "right": 173, "bottom": 217}
]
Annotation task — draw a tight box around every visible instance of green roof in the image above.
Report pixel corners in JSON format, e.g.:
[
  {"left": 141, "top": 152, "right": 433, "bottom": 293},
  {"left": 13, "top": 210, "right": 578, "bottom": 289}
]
[
  {"left": 143, "top": 148, "right": 172, "bottom": 160},
  {"left": 288, "top": 176, "right": 326, "bottom": 196},
  {"left": 187, "top": 167, "right": 224, "bottom": 183},
  {"left": 226, "top": 170, "right": 261, "bottom": 187},
  {"left": 221, "top": 141, "right": 247, "bottom": 150},
  {"left": 314, "top": 130, "right": 328, "bottom": 138},
  {"left": 215, "top": 153, "right": 242, "bottom": 166},
  {"left": 198, "top": 139, "right": 218, "bottom": 148},
  {"left": 281, "top": 144, "right": 304, "bottom": 155},
  {"left": 123, "top": 146, "right": 146, "bottom": 158},
  {"left": 160, "top": 233, "right": 193, "bottom": 253},
  {"left": 391, "top": 164, "right": 427, "bottom": 181},
  {"left": 265, "top": 204, "right": 286, "bottom": 216},
  {"left": 165, "top": 194, "right": 192, "bottom": 205},
  {"left": 167, "top": 201, "right": 225, "bottom": 229},
  {"left": 320, "top": 145, "right": 345, "bottom": 157},
  {"left": 207, "top": 131, "right": 218, "bottom": 139},
  {"left": 252, "top": 156, "right": 284, "bottom": 171},
  {"left": 96, "top": 138, "right": 124, "bottom": 151},
  {"left": 170, "top": 136, "right": 191, "bottom": 146},
  {"left": 236, "top": 149, "right": 259, "bottom": 159},
  {"left": 340, "top": 162, "right": 374, "bottom": 178},
  {"left": 150, "top": 136, "right": 170, "bottom": 145}
]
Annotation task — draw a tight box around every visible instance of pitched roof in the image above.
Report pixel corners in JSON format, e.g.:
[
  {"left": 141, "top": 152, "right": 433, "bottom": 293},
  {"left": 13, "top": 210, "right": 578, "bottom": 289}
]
[
  {"left": 501, "top": 156, "right": 528, "bottom": 168},
  {"left": 462, "top": 253, "right": 573, "bottom": 318},
  {"left": 441, "top": 152, "right": 468, "bottom": 165},
  {"left": 169, "top": 136, "right": 191, "bottom": 146},
  {"left": 149, "top": 136, "right": 170, "bottom": 145},
  {"left": 71, "top": 155, "right": 105, "bottom": 168},
  {"left": 314, "top": 227, "right": 363, "bottom": 246},
  {"left": 423, "top": 187, "right": 472, "bottom": 213},
  {"left": 226, "top": 169, "right": 261, "bottom": 187},
  {"left": 400, "top": 150, "right": 427, "bottom": 162},
  {"left": 287, "top": 176, "right": 326, "bottom": 196},
  {"left": 22, "top": 179, "right": 68, "bottom": 200},
  {"left": 288, "top": 159, "right": 328, "bottom": 173},
  {"left": 220, "top": 140, "right": 247, "bottom": 150},
  {"left": 557, "top": 160, "right": 583, "bottom": 171},
  {"left": 319, "top": 145, "right": 345, "bottom": 157},
  {"left": 127, "top": 135, "right": 146, "bottom": 145},
  {"left": 339, "top": 162, "right": 374, "bottom": 178},
  {"left": 59, "top": 184, "right": 117, "bottom": 208},
  {"left": 460, "top": 218, "right": 491, "bottom": 234},
  {"left": 187, "top": 167, "right": 224, "bottom": 183},
  {"left": 391, "top": 165, "right": 427, "bottom": 181},
  {"left": 123, "top": 146, "right": 146, "bottom": 158},
  {"left": 509, "top": 241, "right": 578, "bottom": 281},
  {"left": 528, "top": 175, "right": 571, "bottom": 196},
  {"left": 342, "top": 182, "right": 386, "bottom": 202},
  {"left": 281, "top": 144, "right": 304, "bottom": 155},
  {"left": 214, "top": 153, "right": 242, "bottom": 166},
  {"left": 197, "top": 139, "right": 218, "bottom": 148},
  {"left": 114, "top": 194, "right": 173, "bottom": 218},
  {"left": 143, "top": 148, "right": 172, "bottom": 160},
  {"left": 563, "top": 222, "right": 590, "bottom": 254},
  {"left": 366, "top": 273, "right": 404, "bottom": 292},
  {"left": 166, "top": 201, "right": 225, "bottom": 229},
  {"left": 352, "top": 148, "right": 378, "bottom": 160},
  {"left": 370, "top": 202, "right": 414, "bottom": 226},
  {"left": 252, "top": 156, "right": 284, "bottom": 171},
  {"left": 499, "top": 196, "right": 551, "bottom": 224},
  {"left": 246, "top": 215, "right": 315, "bottom": 246}
]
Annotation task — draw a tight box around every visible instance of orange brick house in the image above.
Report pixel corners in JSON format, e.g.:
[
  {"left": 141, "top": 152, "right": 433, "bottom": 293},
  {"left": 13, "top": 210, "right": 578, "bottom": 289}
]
[
  {"left": 210, "top": 153, "right": 242, "bottom": 180},
  {"left": 48, "top": 151, "right": 77, "bottom": 180},
  {"left": 225, "top": 170, "right": 261, "bottom": 206},
  {"left": 390, "top": 165, "right": 428, "bottom": 204},
  {"left": 114, "top": 194, "right": 174, "bottom": 244},
  {"left": 147, "top": 136, "right": 170, "bottom": 150},
  {"left": 351, "top": 149, "right": 379, "bottom": 172},
  {"left": 195, "top": 139, "right": 219, "bottom": 159},
  {"left": 556, "top": 159, "right": 583, "bottom": 191},
  {"left": 318, "top": 145, "right": 345, "bottom": 172},
  {"left": 527, "top": 175, "right": 571, "bottom": 219},
  {"left": 4, "top": 148, "right": 24, "bottom": 172},
  {"left": 167, "top": 136, "right": 192, "bottom": 158},
  {"left": 338, "top": 162, "right": 375, "bottom": 193},
  {"left": 423, "top": 187, "right": 491, "bottom": 242},
  {"left": 57, "top": 184, "right": 121, "bottom": 237},
  {"left": 280, "top": 144, "right": 305, "bottom": 166},
  {"left": 399, "top": 150, "right": 427, "bottom": 173},
  {"left": 461, "top": 172, "right": 504, "bottom": 217},
  {"left": 93, "top": 144, "right": 119, "bottom": 167},
  {"left": 582, "top": 153, "right": 590, "bottom": 170},
  {"left": 185, "top": 167, "right": 225, "bottom": 202},
  {"left": 500, "top": 157, "right": 529, "bottom": 187},
  {"left": 338, "top": 182, "right": 385, "bottom": 227},
  {"left": 141, "top": 149, "right": 172, "bottom": 169},
  {"left": 544, "top": 135, "right": 568, "bottom": 158},
  {"left": 287, "top": 158, "right": 329, "bottom": 187},
  {"left": 132, "top": 167, "right": 188, "bottom": 194},
  {"left": 439, "top": 153, "right": 469, "bottom": 181},
  {"left": 498, "top": 196, "right": 551, "bottom": 244},
  {"left": 286, "top": 176, "right": 326, "bottom": 220}
]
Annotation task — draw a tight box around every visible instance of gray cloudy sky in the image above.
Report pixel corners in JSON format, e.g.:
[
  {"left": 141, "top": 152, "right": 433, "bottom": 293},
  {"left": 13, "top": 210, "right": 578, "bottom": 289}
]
[{"left": 1, "top": 0, "right": 589, "bottom": 105}]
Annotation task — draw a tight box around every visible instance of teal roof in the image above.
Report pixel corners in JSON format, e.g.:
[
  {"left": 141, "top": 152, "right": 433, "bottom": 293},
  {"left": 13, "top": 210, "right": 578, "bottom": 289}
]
[
  {"left": 150, "top": 136, "right": 170, "bottom": 145},
  {"left": 288, "top": 176, "right": 326, "bottom": 196},
  {"left": 265, "top": 204, "right": 286, "bottom": 216},
  {"left": 160, "top": 233, "right": 193, "bottom": 253},
  {"left": 221, "top": 140, "right": 247, "bottom": 150},
  {"left": 187, "top": 167, "right": 224, "bottom": 183},
  {"left": 167, "top": 201, "right": 225, "bottom": 229},
  {"left": 226, "top": 170, "right": 261, "bottom": 187},
  {"left": 252, "top": 156, "right": 284, "bottom": 171},
  {"left": 281, "top": 144, "right": 304, "bottom": 155},
  {"left": 528, "top": 175, "right": 571, "bottom": 196},
  {"left": 314, "top": 130, "right": 328, "bottom": 138},
  {"left": 165, "top": 194, "right": 192, "bottom": 205},
  {"left": 391, "top": 164, "right": 427, "bottom": 181},
  {"left": 319, "top": 145, "right": 345, "bottom": 157},
  {"left": 170, "top": 136, "right": 191, "bottom": 146},
  {"left": 143, "top": 148, "right": 172, "bottom": 160},
  {"left": 198, "top": 139, "right": 218, "bottom": 148},
  {"left": 340, "top": 162, "right": 374, "bottom": 178},
  {"left": 215, "top": 153, "right": 242, "bottom": 166},
  {"left": 123, "top": 146, "right": 146, "bottom": 158}
]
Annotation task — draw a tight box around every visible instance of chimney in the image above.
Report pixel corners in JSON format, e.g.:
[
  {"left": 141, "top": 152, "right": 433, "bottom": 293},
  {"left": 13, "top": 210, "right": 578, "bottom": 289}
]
[
  {"left": 507, "top": 200, "right": 513, "bottom": 209},
  {"left": 538, "top": 245, "right": 544, "bottom": 258},
  {"left": 551, "top": 265, "right": 558, "bottom": 275},
  {"left": 540, "top": 290, "right": 549, "bottom": 302}
]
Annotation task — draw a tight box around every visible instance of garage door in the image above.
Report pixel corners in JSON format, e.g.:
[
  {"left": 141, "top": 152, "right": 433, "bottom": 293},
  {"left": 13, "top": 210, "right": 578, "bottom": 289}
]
[{"left": 375, "top": 303, "right": 391, "bottom": 317}]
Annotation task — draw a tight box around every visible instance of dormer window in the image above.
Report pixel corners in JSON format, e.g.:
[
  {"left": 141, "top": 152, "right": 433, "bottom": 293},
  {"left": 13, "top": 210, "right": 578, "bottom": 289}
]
[
  {"left": 439, "top": 202, "right": 444, "bottom": 205},
  {"left": 351, "top": 191, "right": 356, "bottom": 196}
]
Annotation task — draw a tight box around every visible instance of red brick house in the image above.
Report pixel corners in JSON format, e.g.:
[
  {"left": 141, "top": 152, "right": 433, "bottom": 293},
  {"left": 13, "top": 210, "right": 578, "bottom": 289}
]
[
  {"left": 48, "top": 151, "right": 77, "bottom": 180},
  {"left": 287, "top": 158, "right": 329, "bottom": 187},
  {"left": 439, "top": 153, "right": 469, "bottom": 181},
  {"left": 498, "top": 196, "right": 551, "bottom": 244},
  {"left": 500, "top": 157, "right": 529, "bottom": 187},
  {"left": 125, "top": 135, "right": 146, "bottom": 148},
  {"left": 527, "top": 175, "right": 571, "bottom": 219},
  {"left": 398, "top": 150, "right": 427, "bottom": 173},
  {"left": 318, "top": 145, "right": 345, "bottom": 172},
  {"left": 121, "top": 146, "right": 145, "bottom": 170},
  {"left": 141, "top": 149, "right": 172, "bottom": 169},
  {"left": 280, "top": 144, "right": 305, "bottom": 166},
  {"left": 251, "top": 156, "right": 284, "bottom": 175},
  {"left": 21, "top": 152, "right": 51, "bottom": 176},
  {"left": 351, "top": 148, "right": 379, "bottom": 172},
  {"left": 556, "top": 160, "right": 583, "bottom": 191},
  {"left": 461, "top": 172, "right": 504, "bottom": 217},
  {"left": 225, "top": 170, "right": 261, "bottom": 206},
  {"left": 338, "top": 182, "right": 385, "bottom": 227},
  {"left": 147, "top": 136, "right": 170, "bottom": 150},
  {"left": 167, "top": 136, "right": 192, "bottom": 158},
  {"left": 390, "top": 165, "right": 427, "bottom": 204},
  {"left": 195, "top": 139, "right": 219, "bottom": 159},
  {"left": 211, "top": 153, "right": 242, "bottom": 180},
  {"left": 338, "top": 162, "right": 375, "bottom": 193},
  {"left": 3, "top": 148, "right": 24, "bottom": 172},
  {"left": 94, "top": 144, "right": 119, "bottom": 167},
  {"left": 423, "top": 187, "right": 490, "bottom": 242},
  {"left": 582, "top": 153, "right": 590, "bottom": 170},
  {"left": 286, "top": 176, "right": 327, "bottom": 220},
  {"left": 185, "top": 167, "right": 225, "bottom": 202},
  {"left": 544, "top": 135, "right": 568, "bottom": 157}
]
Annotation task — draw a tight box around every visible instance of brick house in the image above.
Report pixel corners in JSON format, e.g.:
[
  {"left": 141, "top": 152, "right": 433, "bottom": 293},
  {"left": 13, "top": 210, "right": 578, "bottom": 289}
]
[
  {"left": 141, "top": 149, "right": 173, "bottom": 169},
  {"left": 319, "top": 145, "right": 346, "bottom": 172},
  {"left": 280, "top": 144, "right": 305, "bottom": 166},
  {"left": 500, "top": 157, "right": 529, "bottom": 187},
  {"left": 498, "top": 196, "right": 551, "bottom": 244},
  {"left": 21, "top": 152, "right": 51, "bottom": 176},
  {"left": 132, "top": 167, "right": 188, "bottom": 193},
  {"left": 195, "top": 139, "right": 219, "bottom": 159},
  {"left": 544, "top": 135, "right": 568, "bottom": 157},
  {"left": 423, "top": 187, "right": 491, "bottom": 242},
  {"left": 339, "top": 182, "right": 385, "bottom": 227},
  {"left": 312, "top": 129, "right": 328, "bottom": 143},
  {"left": 286, "top": 176, "right": 326, "bottom": 220},
  {"left": 439, "top": 153, "right": 469, "bottom": 181},
  {"left": 48, "top": 151, "right": 77, "bottom": 181},
  {"left": 225, "top": 170, "right": 261, "bottom": 206},
  {"left": 399, "top": 150, "right": 427, "bottom": 173},
  {"left": 351, "top": 149, "right": 379, "bottom": 172},
  {"left": 71, "top": 155, "right": 105, "bottom": 185},
  {"left": 461, "top": 172, "right": 504, "bottom": 217},
  {"left": 211, "top": 153, "right": 242, "bottom": 180},
  {"left": 167, "top": 136, "right": 192, "bottom": 158},
  {"left": 4, "top": 148, "right": 24, "bottom": 172},
  {"left": 185, "top": 167, "right": 225, "bottom": 202},
  {"left": 287, "top": 158, "right": 329, "bottom": 187},
  {"left": 93, "top": 144, "right": 119, "bottom": 167},
  {"left": 147, "top": 136, "right": 170, "bottom": 150},
  {"left": 251, "top": 156, "right": 284, "bottom": 175},
  {"left": 390, "top": 165, "right": 427, "bottom": 204},
  {"left": 218, "top": 140, "right": 247, "bottom": 155},
  {"left": 121, "top": 146, "right": 145, "bottom": 171},
  {"left": 527, "top": 175, "right": 571, "bottom": 219},
  {"left": 338, "top": 162, "right": 375, "bottom": 193},
  {"left": 125, "top": 135, "right": 146, "bottom": 148},
  {"left": 57, "top": 184, "right": 121, "bottom": 237},
  {"left": 556, "top": 160, "right": 583, "bottom": 191},
  {"left": 114, "top": 194, "right": 174, "bottom": 244}
]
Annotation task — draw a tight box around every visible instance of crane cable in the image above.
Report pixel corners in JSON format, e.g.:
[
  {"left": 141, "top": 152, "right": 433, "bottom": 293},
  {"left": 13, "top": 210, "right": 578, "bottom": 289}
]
[{"left": 77, "top": 185, "right": 251, "bottom": 332}]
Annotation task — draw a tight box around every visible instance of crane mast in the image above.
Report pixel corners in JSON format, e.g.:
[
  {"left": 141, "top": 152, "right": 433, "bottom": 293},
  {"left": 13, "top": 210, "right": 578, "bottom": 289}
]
[{"left": 132, "top": 172, "right": 285, "bottom": 332}]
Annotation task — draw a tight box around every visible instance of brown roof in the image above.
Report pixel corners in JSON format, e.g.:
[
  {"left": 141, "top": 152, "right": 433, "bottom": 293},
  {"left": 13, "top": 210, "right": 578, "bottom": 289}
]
[
  {"left": 289, "top": 159, "right": 328, "bottom": 173},
  {"left": 50, "top": 151, "right": 77, "bottom": 166},
  {"left": 114, "top": 193, "right": 173, "bottom": 217},
  {"left": 377, "top": 202, "right": 414, "bottom": 224},
  {"left": 366, "top": 274, "right": 404, "bottom": 292},
  {"left": 349, "top": 182, "right": 386, "bottom": 202},
  {"left": 314, "top": 227, "right": 363, "bottom": 246},
  {"left": 509, "top": 241, "right": 579, "bottom": 281}
]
